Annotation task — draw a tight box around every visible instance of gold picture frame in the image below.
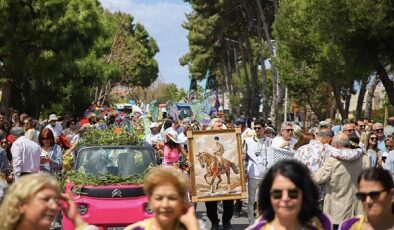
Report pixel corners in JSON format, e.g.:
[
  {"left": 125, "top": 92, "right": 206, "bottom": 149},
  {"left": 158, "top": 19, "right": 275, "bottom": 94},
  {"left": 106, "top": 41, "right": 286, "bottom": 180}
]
[{"left": 187, "top": 128, "right": 247, "bottom": 202}]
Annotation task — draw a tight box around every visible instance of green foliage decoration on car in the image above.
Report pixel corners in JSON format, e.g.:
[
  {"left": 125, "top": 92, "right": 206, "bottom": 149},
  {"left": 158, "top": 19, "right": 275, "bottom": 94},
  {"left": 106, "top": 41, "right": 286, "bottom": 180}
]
[
  {"left": 63, "top": 163, "right": 155, "bottom": 190},
  {"left": 79, "top": 126, "right": 145, "bottom": 146}
]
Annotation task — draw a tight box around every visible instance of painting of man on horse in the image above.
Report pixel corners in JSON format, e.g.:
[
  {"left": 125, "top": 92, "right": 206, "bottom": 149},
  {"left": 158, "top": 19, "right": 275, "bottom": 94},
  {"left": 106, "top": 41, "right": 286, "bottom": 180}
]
[
  {"left": 187, "top": 129, "right": 247, "bottom": 202},
  {"left": 196, "top": 151, "right": 239, "bottom": 194}
]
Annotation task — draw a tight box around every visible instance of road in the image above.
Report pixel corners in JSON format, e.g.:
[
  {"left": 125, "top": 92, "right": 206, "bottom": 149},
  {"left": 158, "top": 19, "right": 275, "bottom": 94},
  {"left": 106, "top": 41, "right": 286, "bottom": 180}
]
[{"left": 195, "top": 201, "right": 249, "bottom": 230}]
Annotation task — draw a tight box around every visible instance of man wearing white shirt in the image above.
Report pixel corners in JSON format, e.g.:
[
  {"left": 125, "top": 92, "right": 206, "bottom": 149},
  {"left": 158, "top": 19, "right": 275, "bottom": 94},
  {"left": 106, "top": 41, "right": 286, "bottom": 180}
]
[
  {"left": 271, "top": 122, "right": 297, "bottom": 149},
  {"left": 45, "top": 114, "right": 63, "bottom": 139},
  {"left": 145, "top": 122, "right": 164, "bottom": 145},
  {"left": 243, "top": 120, "right": 270, "bottom": 225},
  {"left": 10, "top": 127, "right": 41, "bottom": 180}
]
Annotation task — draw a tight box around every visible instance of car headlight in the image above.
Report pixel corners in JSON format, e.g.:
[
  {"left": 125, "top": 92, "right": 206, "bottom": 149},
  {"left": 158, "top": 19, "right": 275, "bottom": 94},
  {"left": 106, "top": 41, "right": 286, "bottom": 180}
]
[
  {"left": 143, "top": 202, "right": 153, "bottom": 214},
  {"left": 77, "top": 204, "right": 88, "bottom": 215}
]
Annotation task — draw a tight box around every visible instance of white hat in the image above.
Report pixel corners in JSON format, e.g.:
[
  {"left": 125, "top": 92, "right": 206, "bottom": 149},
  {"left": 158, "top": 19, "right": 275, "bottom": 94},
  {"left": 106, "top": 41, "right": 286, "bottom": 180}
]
[
  {"left": 133, "top": 106, "right": 143, "bottom": 115},
  {"left": 165, "top": 129, "right": 181, "bottom": 144},
  {"left": 149, "top": 122, "right": 159, "bottom": 128},
  {"left": 48, "top": 114, "right": 58, "bottom": 121}
]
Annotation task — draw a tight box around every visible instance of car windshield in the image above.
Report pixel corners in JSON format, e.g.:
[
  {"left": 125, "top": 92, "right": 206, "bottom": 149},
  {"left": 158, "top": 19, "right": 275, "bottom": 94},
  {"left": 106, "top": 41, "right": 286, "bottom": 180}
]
[{"left": 75, "top": 146, "right": 154, "bottom": 177}]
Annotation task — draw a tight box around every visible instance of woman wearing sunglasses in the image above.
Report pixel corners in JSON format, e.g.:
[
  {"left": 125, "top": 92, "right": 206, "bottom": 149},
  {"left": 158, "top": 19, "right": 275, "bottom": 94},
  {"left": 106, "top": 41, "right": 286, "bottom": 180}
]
[
  {"left": 247, "top": 160, "right": 331, "bottom": 230},
  {"left": 361, "top": 133, "right": 382, "bottom": 168},
  {"left": 340, "top": 168, "right": 394, "bottom": 229}
]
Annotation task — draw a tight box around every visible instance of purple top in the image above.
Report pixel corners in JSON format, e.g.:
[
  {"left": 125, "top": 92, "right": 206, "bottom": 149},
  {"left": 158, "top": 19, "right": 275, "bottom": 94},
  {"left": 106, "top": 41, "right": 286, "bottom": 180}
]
[{"left": 249, "top": 212, "right": 332, "bottom": 230}]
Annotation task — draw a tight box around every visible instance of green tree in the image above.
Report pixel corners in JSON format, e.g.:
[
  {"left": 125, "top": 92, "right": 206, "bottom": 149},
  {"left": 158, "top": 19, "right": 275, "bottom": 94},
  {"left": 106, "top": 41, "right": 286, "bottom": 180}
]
[
  {"left": 0, "top": 0, "right": 103, "bottom": 116},
  {"left": 273, "top": 0, "right": 394, "bottom": 120}
]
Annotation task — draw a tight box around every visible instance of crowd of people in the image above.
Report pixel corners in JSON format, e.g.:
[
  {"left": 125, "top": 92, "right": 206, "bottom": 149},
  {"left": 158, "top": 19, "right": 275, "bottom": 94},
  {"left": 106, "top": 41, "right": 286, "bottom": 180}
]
[{"left": 0, "top": 107, "right": 393, "bottom": 230}]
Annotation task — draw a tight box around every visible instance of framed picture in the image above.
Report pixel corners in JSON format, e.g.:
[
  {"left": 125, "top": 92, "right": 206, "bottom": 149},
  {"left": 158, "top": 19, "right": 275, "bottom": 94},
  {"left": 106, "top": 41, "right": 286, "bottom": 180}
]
[{"left": 187, "top": 129, "right": 247, "bottom": 202}]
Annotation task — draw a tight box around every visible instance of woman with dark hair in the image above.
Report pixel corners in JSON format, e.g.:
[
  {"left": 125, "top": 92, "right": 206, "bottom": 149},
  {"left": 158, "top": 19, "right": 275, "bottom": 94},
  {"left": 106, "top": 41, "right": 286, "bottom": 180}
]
[
  {"left": 340, "top": 168, "right": 394, "bottom": 230},
  {"left": 248, "top": 159, "right": 331, "bottom": 230},
  {"left": 39, "top": 128, "right": 63, "bottom": 174},
  {"left": 362, "top": 132, "right": 382, "bottom": 167},
  {"left": 64, "top": 119, "right": 78, "bottom": 143}
]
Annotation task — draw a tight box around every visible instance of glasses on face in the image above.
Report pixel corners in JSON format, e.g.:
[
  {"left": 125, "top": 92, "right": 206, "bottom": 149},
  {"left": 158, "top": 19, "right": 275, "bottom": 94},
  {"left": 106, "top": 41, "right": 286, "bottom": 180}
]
[
  {"left": 254, "top": 127, "right": 262, "bottom": 130},
  {"left": 270, "top": 188, "right": 300, "bottom": 200},
  {"left": 370, "top": 137, "right": 377, "bottom": 141},
  {"left": 355, "top": 189, "right": 387, "bottom": 202},
  {"left": 36, "top": 195, "right": 62, "bottom": 207},
  {"left": 373, "top": 128, "right": 384, "bottom": 133},
  {"left": 386, "top": 144, "right": 393, "bottom": 148},
  {"left": 42, "top": 137, "right": 51, "bottom": 141},
  {"left": 358, "top": 125, "right": 365, "bottom": 128},
  {"left": 283, "top": 129, "right": 294, "bottom": 132}
]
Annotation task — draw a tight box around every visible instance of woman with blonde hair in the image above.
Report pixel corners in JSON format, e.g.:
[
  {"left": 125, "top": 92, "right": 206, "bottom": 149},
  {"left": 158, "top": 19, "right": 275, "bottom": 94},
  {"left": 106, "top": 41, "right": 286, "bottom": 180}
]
[
  {"left": 125, "top": 167, "right": 202, "bottom": 230},
  {"left": 0, "top": 173, "right": 95, "bottom": 230}
]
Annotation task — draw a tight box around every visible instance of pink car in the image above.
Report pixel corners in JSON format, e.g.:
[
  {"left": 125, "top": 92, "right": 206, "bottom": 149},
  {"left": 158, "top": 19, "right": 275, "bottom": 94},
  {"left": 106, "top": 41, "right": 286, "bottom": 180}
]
[{"left": 63, "top": 145, "right": 157, "bottom": 230}]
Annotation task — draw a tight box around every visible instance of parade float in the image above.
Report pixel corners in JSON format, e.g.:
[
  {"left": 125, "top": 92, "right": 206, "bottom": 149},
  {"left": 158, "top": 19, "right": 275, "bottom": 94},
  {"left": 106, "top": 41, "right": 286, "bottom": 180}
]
[{"left": 62, "top": 126, "right": 157, "bottom": 230}]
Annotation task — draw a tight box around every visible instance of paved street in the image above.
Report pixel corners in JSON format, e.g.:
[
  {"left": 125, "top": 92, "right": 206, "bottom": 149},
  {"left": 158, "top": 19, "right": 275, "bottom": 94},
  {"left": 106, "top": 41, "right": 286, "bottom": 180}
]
[{"left": 195, "top": 202, "right": 249, "bottom": 230}]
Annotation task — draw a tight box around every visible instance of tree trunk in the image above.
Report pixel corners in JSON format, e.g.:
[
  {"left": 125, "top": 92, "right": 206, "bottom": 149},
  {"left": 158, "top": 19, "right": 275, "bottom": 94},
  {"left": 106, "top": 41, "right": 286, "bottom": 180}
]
[
  {"left": 256, "top": 0, "right": 281, "bottom": 126},
  {"left": 239, "top": 43, "right": 252, "bottom": 117},
  {"left": 344, "top": 87, "right": 351, "bottom": 119},
  {"left": 242, "top": 0, "right": 260, "bottom": 117},
  {"left": 273, "top": 0, "right": 279, "bottom": 17},
  {"left": 245, "top": 39, "right": 260, "bottom": 117},
  {"left": 225, "top": 45, "right": 234, "bottom": 94},
  {"left": 330, "top": 99, "right": 337, "bottom": 120},
  {"left": 220, "top": 56, "right": 230, "bottom": 93},
  {"left": 306, "top": 97, "right": 325, "bottom": 121},
  {"left": 365, "top": 76, "right": 379, "bottom": 120},
  {"left": 356, "top": 79, "right": 368, "bottom": 120},
  {"left": 332, "top": 83, "right": 347, "bottom": 119},
  {"left": 256, "top": 12, "right": 269, "bottom": 120},
  {"left": 376, "top": 63, "right": 394, "bottom": 107},
  {"left": 0, "top": 79, "right": 12, "bottom": 114}
]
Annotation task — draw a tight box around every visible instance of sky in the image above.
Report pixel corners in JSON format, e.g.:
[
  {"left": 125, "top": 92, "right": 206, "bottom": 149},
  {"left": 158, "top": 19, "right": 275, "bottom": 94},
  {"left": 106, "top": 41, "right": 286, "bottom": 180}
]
[{"left": 99, "top": 0, "right": 192, "bottom": 89}]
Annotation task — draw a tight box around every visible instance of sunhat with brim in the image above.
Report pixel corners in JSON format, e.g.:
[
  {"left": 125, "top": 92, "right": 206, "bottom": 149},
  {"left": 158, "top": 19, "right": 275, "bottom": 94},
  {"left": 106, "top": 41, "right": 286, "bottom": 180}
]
[
  {"left": 132, "top": 106, "right": 143, "bottom": 115},
  {"left": 48, "top": 114, "right": 58, "bottom": 121},
  {"left": 149, "top": 122, "right": 159, "bottom": 128},
  {"left": 166, "top": 130, "right": 181, "bottom": 144}
]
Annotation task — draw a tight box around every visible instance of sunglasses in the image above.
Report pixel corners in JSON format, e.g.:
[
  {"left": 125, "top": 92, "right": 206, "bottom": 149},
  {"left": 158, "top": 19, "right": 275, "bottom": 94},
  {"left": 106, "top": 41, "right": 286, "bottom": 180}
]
[
  {"left": 355, "top": 189, "right": 387, "bottom": 202},
  {"left": 358, "top": 125, "right": 365, "bottom": 128},
  {"left": 344, "top": 129, "right": 355, "bottom": 132},
  {"left": 373, "top": 128, "right": 384, "bottom": 133},
  {"left": 254, "top": 127, "right": 262, "bottom": 130},
  {"left": 283, "top": 129, "right": 294, "bottom": 132},
  {"left": 370, "top": 137, "right": 377, "bottom": 141},
  {"left": 270, "top": 189, "right": 300, "bottom": 199},
  {"left": 386, "top": 145, "right": 393, "bottom": 148}
]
